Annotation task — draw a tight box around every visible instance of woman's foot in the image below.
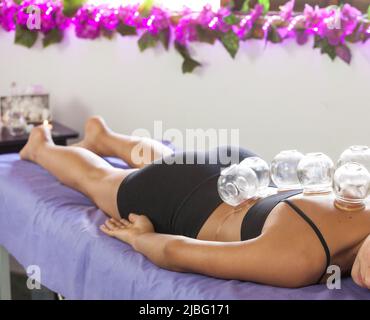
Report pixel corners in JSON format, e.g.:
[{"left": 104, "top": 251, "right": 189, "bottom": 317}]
[
  {"left": 20, "top": 126, "right": 53, "bottom": 161},
  {"left": 73, "top": 116, "right": 110, "bottom": 155}
]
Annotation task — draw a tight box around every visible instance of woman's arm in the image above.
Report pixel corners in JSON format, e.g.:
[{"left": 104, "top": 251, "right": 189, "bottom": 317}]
[
  {"left": 100, "top": 214, "right": 319, "bottom": 288},
  {"left": 352, "top": 234, "right": 370, "bottom": 289},
  {"left": 134, "top": 231, "right": 259, "bottom": 277}
]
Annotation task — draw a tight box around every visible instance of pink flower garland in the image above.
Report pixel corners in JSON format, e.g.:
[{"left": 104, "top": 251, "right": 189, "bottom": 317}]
[{"left": 1, "top": 0, "right": 369, "bottom": 72}]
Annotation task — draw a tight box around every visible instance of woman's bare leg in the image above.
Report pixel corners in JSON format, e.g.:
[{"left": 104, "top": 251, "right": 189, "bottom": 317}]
[
  {"left": 74, "top": 116, "right": 174, "bottom": 168},
  {"left": 20, "top": 126, "right": 137, "bottom": 219}
]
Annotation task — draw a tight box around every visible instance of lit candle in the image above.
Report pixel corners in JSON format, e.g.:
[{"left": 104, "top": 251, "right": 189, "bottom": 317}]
[{"left": 43, "top": 120, "right": 53, "bottom": 130}]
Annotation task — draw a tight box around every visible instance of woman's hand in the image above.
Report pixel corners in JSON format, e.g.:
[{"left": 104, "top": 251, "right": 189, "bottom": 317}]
[
  {"left": 351, "top": 235, "right": 370, "bottom": 289},
  {"left": 100, "top": 213, "right": 155, "bottom": 248}
]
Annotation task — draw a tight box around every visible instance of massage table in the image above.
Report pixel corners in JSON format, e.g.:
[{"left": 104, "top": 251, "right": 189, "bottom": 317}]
[{"left": 0, "top": 152, "right": 369, "bottom": 300}]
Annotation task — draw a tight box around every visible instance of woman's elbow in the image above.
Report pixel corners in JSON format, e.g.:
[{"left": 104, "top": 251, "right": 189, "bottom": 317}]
[{"left": 163, "top": 237, "right": 188, "bottom": 272}]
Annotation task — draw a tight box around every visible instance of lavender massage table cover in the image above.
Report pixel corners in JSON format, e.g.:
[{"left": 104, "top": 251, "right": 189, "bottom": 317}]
[{"left": 0, "top": 153, "right": 369, "bottom": 300}]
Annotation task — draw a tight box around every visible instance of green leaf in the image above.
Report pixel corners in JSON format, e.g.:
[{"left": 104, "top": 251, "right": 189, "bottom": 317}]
[
  {"left": 174, "top": 42, "right": 188, "bottom": 58},
  {"left": 158, "top": 28, "right": 170, "bottom": 50},
  {"left": 102, "top": 29, "right": 115, "bottom": 40},
  {"left": 320, "top": 39, "right": 336, "bottom": 61},
  {"left": 313, "top": 35, "right": 322, "bottom": 49},
  {"left": 223, "top": 14, "right": 239, "bottom": 25},
  {"left": 219, "top": 30, "right": 239, "bottom": 58},
  {"left": 196, "top": 26, "right": 217, "bottom": 44},
  {"left": 245, "top": 26, "right": 264, "bottom": 40},
  {"left": 313, "top": 36, "right": 337, "bottom": 61},
  {"left": 43, "top": 28, "right": 63, "bottom": 47},
  {"left": 266, "top": 25, "right": 282, "bottom": 43},
  {"left": 14, "top": 25, "right": 38, "bottom": 48},
  {"left": 174, "top": 42, "right": 201, "bottom": 74},
  {"left": 139, "top": 0, "right": 154, "bottom": 17},
  {"left": 138, "top": 29, "right": 169, "bottom": 52},
  {"left": 138, "top": 32, "right": 158, "bottom": 52},
  {"left": 13, "top": 0, "right": 23, "bottom": 4},
  {"left": 241, "top": 0, "right": 250, "bottom": 13},
  {"left": 117, "top": 23, "right": 137, "bottom": 36},
  {"left": 182, "top": 58, "right": 202, "bottom": 74},
  {"left": 63, "top": 0, "right": 86, "bottom": 18},
  {"left": 367, "top": 5, "right": 370, "bottom": 21},
  {"left": 258, "top": 0, "right": 270, "bottom": 14}
]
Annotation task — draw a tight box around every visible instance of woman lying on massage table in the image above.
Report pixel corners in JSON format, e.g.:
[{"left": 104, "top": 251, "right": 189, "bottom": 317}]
[{"left": 20, "top": 116, "right": 370, "bottom": 289}]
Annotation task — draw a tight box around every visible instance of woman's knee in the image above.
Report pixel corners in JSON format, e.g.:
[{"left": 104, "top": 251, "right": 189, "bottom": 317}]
[
  {"left": 81, "top": 167, "right": 116, "bottom": 199},
  {"left": 87, "top": 166, "right": 113, "bottom": 182}
]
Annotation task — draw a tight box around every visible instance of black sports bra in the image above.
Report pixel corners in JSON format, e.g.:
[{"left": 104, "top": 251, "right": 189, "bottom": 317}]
[{"left": 241, "top": 190, "right": 331, "bottom": 283}]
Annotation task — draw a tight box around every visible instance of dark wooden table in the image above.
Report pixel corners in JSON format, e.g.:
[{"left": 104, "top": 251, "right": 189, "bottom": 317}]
[{"left": 0, "top": 121, "right": 79, "bottom": 154}]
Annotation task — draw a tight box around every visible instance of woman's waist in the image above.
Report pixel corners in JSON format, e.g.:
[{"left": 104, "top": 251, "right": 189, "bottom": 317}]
[
  {"left": 196, "top": 194, "right": 263, "bottom": 242},
  {"left": 196, "top": 187, "right": 286, "bottom": 242}
]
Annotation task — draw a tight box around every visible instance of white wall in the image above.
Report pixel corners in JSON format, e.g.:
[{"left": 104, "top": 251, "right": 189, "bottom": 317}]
[{"left": 1, "top": 28, "right": 370, "bottom": 161}]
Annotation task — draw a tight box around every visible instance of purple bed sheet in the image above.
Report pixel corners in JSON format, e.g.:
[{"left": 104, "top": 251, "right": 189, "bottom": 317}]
[{"left": 0, "top": 153, "right": 369, "bottom": 300}]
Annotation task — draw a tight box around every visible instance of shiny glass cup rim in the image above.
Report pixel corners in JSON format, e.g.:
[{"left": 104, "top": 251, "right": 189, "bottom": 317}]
[
  {"left": 275, "top": 149, "right": 303, "bottom": 155},
  {"left": 304, "top": 152, "right": 329, "bottom": 157},
  {"left": 347, "top": 145, "right": 370, "bottom": 152},
  {"left": 336, "top": 161, "right": 369, "bottom": 171}
]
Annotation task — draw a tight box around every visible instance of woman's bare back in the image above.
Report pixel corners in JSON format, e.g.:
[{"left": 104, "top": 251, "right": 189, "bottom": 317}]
[{"left": 198, "top": 190, "right": 370, "bottom": 279}]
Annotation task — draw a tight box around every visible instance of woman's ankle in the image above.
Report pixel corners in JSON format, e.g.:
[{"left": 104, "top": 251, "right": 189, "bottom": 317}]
[
  {"left": 32, "top": 140, "right": 52, "bottom": 163},
  {"left": 20, "top": 126, "right": 54, "bottom": 162}
]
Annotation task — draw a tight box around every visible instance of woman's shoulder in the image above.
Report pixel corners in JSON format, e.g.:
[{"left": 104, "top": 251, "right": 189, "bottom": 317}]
[
  {"left": 287, "top": 192, "right": 370, "bottom": 234},
  {"left": 271, "top": 193, "right": 370, "bottom": 274}
]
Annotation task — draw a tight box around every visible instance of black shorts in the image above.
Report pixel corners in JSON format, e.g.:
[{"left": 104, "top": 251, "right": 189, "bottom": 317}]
[{"left": 116, "top": 146, "right": 257, "bottom": 238}]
